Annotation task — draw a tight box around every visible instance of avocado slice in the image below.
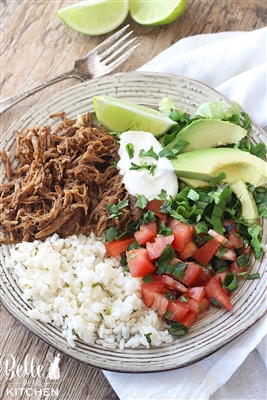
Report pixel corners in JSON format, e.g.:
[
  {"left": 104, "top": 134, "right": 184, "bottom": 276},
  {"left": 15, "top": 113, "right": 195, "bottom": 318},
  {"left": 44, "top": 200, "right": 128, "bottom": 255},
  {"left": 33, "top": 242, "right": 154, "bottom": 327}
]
[
  {"left": 230, "top": 180, "right": 259, "bottom": 222},
  {"left": 179, "top": 177, "right": 210, "bottom": 188},
  {"left": 171, "top": 147, "right": 267, "bottom": 187},
  {"left": 166, "top": 119, "right": 247, "bottom": 153}
]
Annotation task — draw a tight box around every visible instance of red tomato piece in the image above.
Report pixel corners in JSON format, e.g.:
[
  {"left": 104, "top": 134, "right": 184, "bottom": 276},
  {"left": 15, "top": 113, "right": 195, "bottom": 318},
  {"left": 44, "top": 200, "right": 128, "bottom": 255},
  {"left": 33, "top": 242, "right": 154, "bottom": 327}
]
[
  {"left": 150, "top": 274, "right": 165, "bottom": 282},
  {"left": 179, "top": 241, "right": 198, "bottom": 260},
  {"left": 141, "top": 281, "right": 166, "bottom": 307},
  {"left": 134, "top": 222, "right": 157, "bottom": 246},
  {"left": 151, "top": 292, "right": 169, "bottom": 316},
  {"left": 194, "top": 267, "right": 214, "bottom": 286},
  {"left": 192, "top": 237, "right": 220, "bottom": 266},
  {"left": 229, "top": 246, "right": 251, "bottom": 276},
  {"left": 187, "top": 286, "right": 205, "bottom": 302},
  {"left": 230, "top": 261, "right": 247, "bottom": 275},
  {"left": 182, "top": 262, "right": 203, "bottom": 287},
  {"left": 204, "top": 276, "right": 233, "bottom": 311},
  {"left": 214, "top": 271, "right": 231, "bottom": 296},
  {"left": 127, "top": 248, "right": 157, "bottom": 278},
  {"left": 183, "top": 296, "right": 200, "bottom": 314},
  {"left": 167, "top": 300, "right": 189, "bottom": 322},
  {"left": 105, "top": 236, "right": 135, "bottom": 257},
  {"left": 180, "top": 310, "right": 197, "bottom": 329},
  {"left": 227, "top": 226, "right": 243, "bottom": 249},
  {"left": 146, "top": 234, "right": 174, "bottom": 260},
  {"left": 167, "top": 218, "right": 195, "bottom": 251},
  {"left": 199, "top": 297, "right": 210, "bottom": 313},
  {"left": 146, "top": 200, "right": 168, "bottom": 223},
  {"left": 161, "top": 274, "right": 188, "bottom": 293}
]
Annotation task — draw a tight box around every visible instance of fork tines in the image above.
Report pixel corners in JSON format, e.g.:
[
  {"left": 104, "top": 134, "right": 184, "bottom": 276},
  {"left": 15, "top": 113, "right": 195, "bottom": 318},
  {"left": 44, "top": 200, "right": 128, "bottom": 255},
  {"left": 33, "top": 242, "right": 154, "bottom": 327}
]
[{"left": 94, "top": 25, "right": 139, "bottom": 70}]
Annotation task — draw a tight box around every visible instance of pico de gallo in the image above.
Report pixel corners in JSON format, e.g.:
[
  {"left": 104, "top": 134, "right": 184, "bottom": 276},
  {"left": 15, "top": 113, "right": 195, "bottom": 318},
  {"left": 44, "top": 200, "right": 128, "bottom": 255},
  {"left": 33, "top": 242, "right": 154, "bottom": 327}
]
[{"left": 104, "top": 188, "right": 263, "bottom": 337}]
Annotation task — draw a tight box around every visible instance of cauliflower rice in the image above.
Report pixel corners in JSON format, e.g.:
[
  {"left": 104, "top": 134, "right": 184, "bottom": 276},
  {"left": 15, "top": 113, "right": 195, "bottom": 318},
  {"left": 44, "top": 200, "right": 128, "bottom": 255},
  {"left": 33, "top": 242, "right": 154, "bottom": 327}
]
[{"left": 7, "top": 233, "right": 173, "bottom": 349}]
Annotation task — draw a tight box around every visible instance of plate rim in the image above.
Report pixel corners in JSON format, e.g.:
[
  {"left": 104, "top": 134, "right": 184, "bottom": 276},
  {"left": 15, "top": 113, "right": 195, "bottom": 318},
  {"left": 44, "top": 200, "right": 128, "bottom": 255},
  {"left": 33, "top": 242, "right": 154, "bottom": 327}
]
[{"left": 1, "top": 71, "right": 266, "bottom": 373}]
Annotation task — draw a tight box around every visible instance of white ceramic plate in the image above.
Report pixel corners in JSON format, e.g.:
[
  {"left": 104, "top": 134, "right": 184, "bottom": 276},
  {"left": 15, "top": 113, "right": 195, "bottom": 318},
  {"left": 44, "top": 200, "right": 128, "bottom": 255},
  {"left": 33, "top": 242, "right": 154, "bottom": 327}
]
[{"left": 0, "top": 72, "right": 266, "bottom": 373}]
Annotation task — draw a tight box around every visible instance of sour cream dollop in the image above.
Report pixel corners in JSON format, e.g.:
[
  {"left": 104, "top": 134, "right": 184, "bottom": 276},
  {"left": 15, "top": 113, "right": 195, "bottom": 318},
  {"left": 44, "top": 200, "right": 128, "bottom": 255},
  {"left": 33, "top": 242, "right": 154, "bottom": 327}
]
[{"left": 117, "top": 131, "right": 178, "bottom": 200}]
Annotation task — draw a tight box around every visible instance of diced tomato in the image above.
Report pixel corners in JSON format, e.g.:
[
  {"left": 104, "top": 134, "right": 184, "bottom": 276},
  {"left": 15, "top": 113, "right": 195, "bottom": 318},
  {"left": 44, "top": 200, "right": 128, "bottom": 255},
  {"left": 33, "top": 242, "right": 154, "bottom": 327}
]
[
  {"left": 151, "top": 292, "right": 169, "bottom": 316},
  {"left": 141, "top": 281, "right": 166, "bottom": 307},
  {"left": 179, "top": 241, "right": 198, "bottom": 260},
  {"left": 146, "top": 234, "right": 174, "bottom": 260},
  {"left": 187, "top": 286, "right": 205, "bottom": 302},
  {"left": 199, "top": 297, "right": 210, "bottom": 313},
  {"left": 167, "top": 218, "right": 195, "bottom": 251},
  {"left": 134, "top": 222, "right": 157, "bottom": 245},
  {"left": 194, "top": 267, "right": 214, "bottom": 286},
  {"left": 227, "top": 226, "right": 243, "bottom": 249},
  {"left": 182, "top": 296, "right": 200, "bottom": 314},
  {"left": 229, "top": 246, "right": 251, "bottom": 276},
  {"left": 230, "top": 261, "right": 248, "bottom": 275},
  {"left": 105, "top": 236, "right": 136, "bottom": 257},
  {"left": 204, "top": 276, "right": 233, "bottom": 311},
  {"left": 182, "top": 262, "right": 203, "bottom": 287},
  {"left": 180, "top": 310, "right": 197, "bottom": 329},
  {"left": 127, "top": 248, "right": 157, "bottom": 277},
  {"left": 146, "top": 200, "right": 168, "bottom": 223},
  {"left": 167, "top": 300, "right": 189, "bottom": 322},
  {"left": 149, "top": 274, "right": 165, "bottom": 282},
  {"left": 214, "top": 271, "right": 231, "bottom": 295},
  {"left": 161, "top": 274, "right": 188, "bottom": 293},
  {"left": 208, "top": 229, "right": 232, "bottom": 249},
  {"left": 192, "top": 237, "right": 220, "bottom": 266}
]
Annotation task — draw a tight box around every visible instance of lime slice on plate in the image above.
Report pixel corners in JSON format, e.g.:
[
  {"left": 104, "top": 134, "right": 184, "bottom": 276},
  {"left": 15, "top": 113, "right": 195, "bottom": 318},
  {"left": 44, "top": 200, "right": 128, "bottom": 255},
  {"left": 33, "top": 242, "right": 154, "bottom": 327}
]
[
  {"left": 57, "top": 0, "right": 129, "bottom": 36},
  {"left": 93, "top": 95, "right": 177, "bottom": 137},
  {"left": 130, "top": 0, "right": 187, "bottom": 26}
]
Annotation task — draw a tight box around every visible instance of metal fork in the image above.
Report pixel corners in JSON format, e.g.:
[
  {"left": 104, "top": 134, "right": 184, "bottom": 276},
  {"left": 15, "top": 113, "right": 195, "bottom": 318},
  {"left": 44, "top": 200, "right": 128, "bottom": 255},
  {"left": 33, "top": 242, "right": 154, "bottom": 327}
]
[{"left": 0, "top": 25, "right": 139, "bottom": 114}]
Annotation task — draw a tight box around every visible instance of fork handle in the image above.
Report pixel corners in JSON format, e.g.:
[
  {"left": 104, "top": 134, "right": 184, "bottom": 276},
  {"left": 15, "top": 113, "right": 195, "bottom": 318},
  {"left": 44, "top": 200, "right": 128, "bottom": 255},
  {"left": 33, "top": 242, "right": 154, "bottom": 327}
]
[{"left": 0, "top": 70, "right": 84, "bottom": 114}]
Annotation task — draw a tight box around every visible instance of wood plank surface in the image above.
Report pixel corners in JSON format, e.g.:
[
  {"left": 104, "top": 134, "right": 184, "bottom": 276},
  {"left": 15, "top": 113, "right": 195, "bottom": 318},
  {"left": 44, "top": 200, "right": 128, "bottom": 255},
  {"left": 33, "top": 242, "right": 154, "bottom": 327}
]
[{"left": 1, "top": 1, "right": 266, "bottom": 399}]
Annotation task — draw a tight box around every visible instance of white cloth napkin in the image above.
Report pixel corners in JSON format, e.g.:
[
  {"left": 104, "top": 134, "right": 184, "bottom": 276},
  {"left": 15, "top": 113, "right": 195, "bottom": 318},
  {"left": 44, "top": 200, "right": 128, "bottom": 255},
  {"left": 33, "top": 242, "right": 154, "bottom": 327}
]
[{"left": 104, "top": 28, "right": 267, "bottom": 400}]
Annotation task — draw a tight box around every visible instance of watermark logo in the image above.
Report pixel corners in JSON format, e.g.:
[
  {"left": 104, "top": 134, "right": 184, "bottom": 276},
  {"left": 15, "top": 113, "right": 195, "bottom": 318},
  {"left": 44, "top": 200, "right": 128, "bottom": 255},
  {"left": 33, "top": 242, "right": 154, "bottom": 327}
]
[
  {"left": 2, "top": 352, "right": 61, "bottom": 398},
  {"left": 47, "top": 353, "right": 61, "bottom": 380}
]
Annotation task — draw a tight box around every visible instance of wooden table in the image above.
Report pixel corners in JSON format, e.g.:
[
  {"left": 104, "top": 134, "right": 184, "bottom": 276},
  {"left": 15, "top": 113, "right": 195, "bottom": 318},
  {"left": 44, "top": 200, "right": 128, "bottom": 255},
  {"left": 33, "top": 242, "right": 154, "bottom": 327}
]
[{"left": 1, "top": 1, "right": 266, "bottom": 399}]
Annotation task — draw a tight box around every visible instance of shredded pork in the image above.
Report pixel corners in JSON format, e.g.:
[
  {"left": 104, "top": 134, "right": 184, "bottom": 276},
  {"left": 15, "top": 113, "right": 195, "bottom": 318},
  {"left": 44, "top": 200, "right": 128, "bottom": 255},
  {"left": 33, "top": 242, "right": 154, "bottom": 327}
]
[{"left": 0, "top": 112, "right": 141, "bottom": 244}]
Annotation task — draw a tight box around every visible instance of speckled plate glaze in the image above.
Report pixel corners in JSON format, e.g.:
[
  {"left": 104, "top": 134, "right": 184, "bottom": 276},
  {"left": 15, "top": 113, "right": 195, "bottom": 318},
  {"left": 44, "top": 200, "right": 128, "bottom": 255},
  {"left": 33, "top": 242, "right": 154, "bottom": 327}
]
[{"left": 1, "top": 72, "right": 266, "bottom": 373}]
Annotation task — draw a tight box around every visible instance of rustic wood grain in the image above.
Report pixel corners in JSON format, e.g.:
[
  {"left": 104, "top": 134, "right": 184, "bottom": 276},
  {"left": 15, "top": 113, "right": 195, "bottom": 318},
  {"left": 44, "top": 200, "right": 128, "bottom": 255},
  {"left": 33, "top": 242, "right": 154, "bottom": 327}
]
[{"left": 0, "top": 0, "right": 266, "bottom": 399}]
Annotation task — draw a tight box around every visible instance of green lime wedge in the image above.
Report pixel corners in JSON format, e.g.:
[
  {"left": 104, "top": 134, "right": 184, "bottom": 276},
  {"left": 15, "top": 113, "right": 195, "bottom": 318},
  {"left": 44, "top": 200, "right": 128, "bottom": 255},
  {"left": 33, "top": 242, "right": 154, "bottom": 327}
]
[
  {"left": 93, "top": 95, "right": 177, "bottom": 137},
  {"left": 129, "top": 0, "right": 187, "bottom": 26},
  {"left": 57, "top": 0, "right": 129, "bottom": 36}
]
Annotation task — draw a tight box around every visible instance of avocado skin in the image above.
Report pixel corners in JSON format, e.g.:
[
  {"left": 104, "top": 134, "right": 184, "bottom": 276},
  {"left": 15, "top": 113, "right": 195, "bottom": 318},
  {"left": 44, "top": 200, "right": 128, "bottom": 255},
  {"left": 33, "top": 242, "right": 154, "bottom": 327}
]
[
  {"left": 179, "top": 177, "right": 210, "bottom": 187},
  {"left": 230, "top": 180, "right": 259, "bottom": 222},
  {"left": 166, "top": 119, "right": 247, "bottom": 153},
  {"left": 172, "top": 147, "right": 267, "bottom": 187}
]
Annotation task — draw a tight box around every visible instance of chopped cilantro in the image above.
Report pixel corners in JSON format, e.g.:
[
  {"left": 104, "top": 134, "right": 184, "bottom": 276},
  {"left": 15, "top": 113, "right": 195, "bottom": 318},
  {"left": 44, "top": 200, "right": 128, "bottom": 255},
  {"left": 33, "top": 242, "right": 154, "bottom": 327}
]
[
  {"left": 126, "top": 143, "right": 135, "bottom": 159},
  {"left": 130, "top": 161, "right": 157, "bottom": 176},
  {"left": 106, "top": 199, "right": 129, "bottom": 219},
  {"left": 139, "top": 146, "right": 159, "bottom": 160},
  {"left": 136, "top": 194, "right": 148, "bottom": 209}
]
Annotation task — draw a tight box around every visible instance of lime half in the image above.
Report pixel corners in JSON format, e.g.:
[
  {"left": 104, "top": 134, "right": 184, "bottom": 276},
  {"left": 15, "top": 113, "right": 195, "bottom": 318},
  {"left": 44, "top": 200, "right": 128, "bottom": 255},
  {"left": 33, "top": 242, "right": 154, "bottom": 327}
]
[
  {"left": 130, "top": 0, "right": 187, "bottom": 26},
  {"left": 93, "top": 95, "right": 177, "bottom": 137},
  {"left": 57, "top": 0, "right": 129, "bottom": 36}
]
